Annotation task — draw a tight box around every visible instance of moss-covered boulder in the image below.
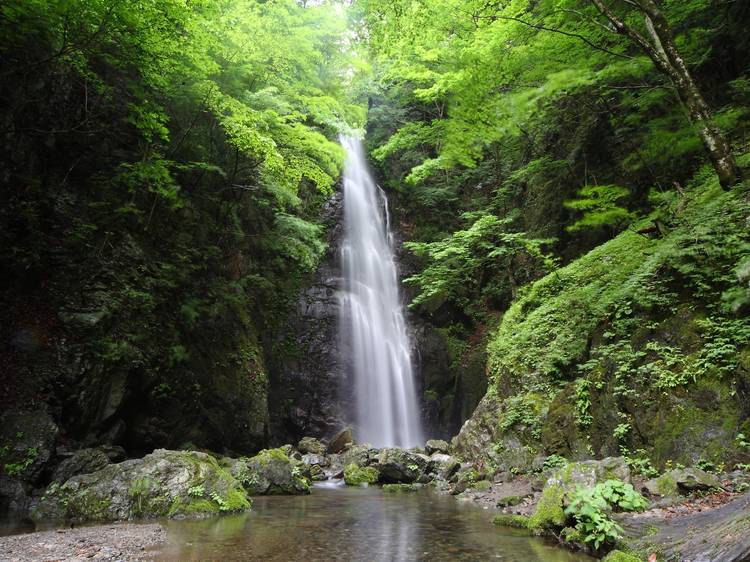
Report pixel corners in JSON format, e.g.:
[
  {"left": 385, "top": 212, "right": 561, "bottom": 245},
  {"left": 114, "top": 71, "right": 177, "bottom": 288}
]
[
  {"left": 229, "top": 448, "right": 309, "bottom": 495},
  {"left": 298, "top": 437, "right": 326, "bottom": 455},
  {"left": 643, "top": 467, "right": 721, "bottom": 497},
  {"left": 527, "top": 483, "right": 566, "bottom": 533},
  {"left": 382, "top": 483, "right": 418, "bottom": 492},
  {"left": 33, "top": 449, "right": 250, "bottom": 522},
  {"left": 343, "top": 463, "right": 379, "bottom": 485},
  {"left": 377, "top": 448, "right": 428, "bottom": 483},
  {"left": 601, "top": 551, "right": 641, "bottom": 562},
  {"left": 425, "top": 439, "right": 450, "bottom": 455},
  {"left": 326, "top": 427, "right": 353, "bottom": 454}
]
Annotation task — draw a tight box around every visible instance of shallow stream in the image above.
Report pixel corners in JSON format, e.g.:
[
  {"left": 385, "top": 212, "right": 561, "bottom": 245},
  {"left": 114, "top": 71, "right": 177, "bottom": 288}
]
[{"left": 152, "top": 483, "right": 593, "bottom": 561}]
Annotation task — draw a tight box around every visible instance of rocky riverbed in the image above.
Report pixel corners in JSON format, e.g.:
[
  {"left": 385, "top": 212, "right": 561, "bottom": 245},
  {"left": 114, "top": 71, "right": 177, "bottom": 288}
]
[{"left": 0, "top": 523, "right": 165, "bottom": 562}]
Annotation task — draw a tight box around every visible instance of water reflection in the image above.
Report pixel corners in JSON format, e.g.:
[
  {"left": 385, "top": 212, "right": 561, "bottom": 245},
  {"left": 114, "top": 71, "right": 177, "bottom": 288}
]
[{"left": 154, "top": 486, "right": 592, "bottom": 562}]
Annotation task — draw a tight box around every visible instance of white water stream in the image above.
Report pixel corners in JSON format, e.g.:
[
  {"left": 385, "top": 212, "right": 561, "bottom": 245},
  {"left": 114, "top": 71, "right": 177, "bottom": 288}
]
[{"left": 339, "top": 135, "right": 423, "bottom": 448}]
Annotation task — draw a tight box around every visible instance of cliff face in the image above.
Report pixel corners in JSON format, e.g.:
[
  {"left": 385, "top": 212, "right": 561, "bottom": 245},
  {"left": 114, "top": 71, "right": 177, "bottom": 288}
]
[
  {"left": 453, "top": 179, "right": 750, "bottom": 472},
  {"left": 267, "top": 189, "right": 351, "bottom": 443}
]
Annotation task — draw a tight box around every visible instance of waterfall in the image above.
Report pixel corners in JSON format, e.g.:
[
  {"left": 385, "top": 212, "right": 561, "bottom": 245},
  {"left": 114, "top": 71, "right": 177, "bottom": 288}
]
[{"left": 338, "top": 135, "right": 423, "bottom": 448}]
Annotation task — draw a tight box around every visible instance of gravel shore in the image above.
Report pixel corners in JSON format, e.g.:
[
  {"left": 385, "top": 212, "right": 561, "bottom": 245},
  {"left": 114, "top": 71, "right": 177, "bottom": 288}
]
[{"left": 0, "top": 523, "right": 166, "bottom": 562}]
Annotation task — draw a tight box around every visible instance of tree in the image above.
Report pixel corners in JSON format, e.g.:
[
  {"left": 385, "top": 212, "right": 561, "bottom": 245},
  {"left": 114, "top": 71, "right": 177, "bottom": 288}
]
[{"left": 587, "top": 0, "right": 741, "bottom": 190}]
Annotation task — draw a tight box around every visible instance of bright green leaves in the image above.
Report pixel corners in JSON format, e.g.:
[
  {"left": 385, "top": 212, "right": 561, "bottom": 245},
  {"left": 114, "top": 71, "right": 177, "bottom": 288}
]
[
  {"left": 564, "top": 185, "right": 636, "bottom": 233},
  {"left": 404, "top": 214, "right": 555, "bottom": 314}
]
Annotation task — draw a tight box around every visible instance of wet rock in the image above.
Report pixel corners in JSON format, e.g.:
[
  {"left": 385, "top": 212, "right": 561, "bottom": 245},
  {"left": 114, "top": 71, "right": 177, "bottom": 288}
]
[
  {"left": 340, "top": 444, "right": 378, "bottom": 467},
  {"left": 230, "top": 448, "right": 310, "bottom": 496},
  {"left": 301, "top": 453, "right": 329, "bottom": 467},
  {"left": 429, "top": 454, "right": 460, "bottom": 480},
  {"left": 425, "top": 439, "right": 450, "bottom": 455},
  {"left": 377, "top": 448, "right": 428, "bottom": 483},
  {"left": 51, "top": 448, "right": 111, "bottom": 483},
  {"left": 33, "top": 449, "right": 250, "bottom": 522},
  {"left": 343, "top": 463, "right": 379, "bottom": 485},
  {"left": 326, "top": 427, "right": 354, "bottom": 454},
  {"left": 298, "top": 437, "right": 326, "bottom": 455}
]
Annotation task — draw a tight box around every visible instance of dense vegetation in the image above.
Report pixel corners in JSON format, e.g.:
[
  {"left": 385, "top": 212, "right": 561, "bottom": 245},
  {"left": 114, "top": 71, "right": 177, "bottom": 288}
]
[
  {"left": 0, "top": 0, "right": 363, "bottom": 452},
  {"left": 356, "top": 0, "right": 750, "bottom": 470},
  {"left": 1, "top": 0, "right": 749, "bottom": 481}
]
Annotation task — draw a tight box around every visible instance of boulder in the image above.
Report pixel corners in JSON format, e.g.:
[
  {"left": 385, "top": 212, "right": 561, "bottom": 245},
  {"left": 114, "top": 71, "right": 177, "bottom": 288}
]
[
  {"left": 343, "top": 463, "right": 379, "bottom": 485},
  {"left": 326, "top": 427, "right": 353, "bottom": 454},
  {"left": 377, "top": 448, "right": 428, "bottom": 483},
  {"left": 301, "top": 453, "right": 329, "bottom": 467},
  {"left": 230, "top": 448, "right": 309, "bottom": 495},
  {"left": 643, "top": 468, "right": 721, "bottom": 497},
  {"left": 33, "top": 449, "right": 250, "bottom": 522},
  {"left": 52, "top": 448, "right": 111, "bottom": 484},
  {"left": 0, "top": 410, "right": 59, "bottom": 485},
  {"left": 298, "top": 437, "right": 326, "bottom": 455},
  {"left": 425, "top": 439, "right": 450, "bottom": 455},
  {"left": 431, "top": 455, "right": 460, "bottom": 480},
  {"left": 544, "top": 457, "right": 631, "bottom": 495},
  {"left": 341, "top": 444, "right": 379, "bottom": 467}
]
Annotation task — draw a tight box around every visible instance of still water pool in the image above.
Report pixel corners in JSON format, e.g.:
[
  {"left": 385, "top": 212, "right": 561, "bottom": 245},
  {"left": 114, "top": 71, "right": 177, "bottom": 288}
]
[{"left": 153, "top": 483, "right": 593, "bottom": 562}]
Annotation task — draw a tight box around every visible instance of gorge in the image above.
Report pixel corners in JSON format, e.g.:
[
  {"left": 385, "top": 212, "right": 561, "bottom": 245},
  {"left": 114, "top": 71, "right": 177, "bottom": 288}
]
[{"left": 1, "top": 1, "right": 749, "bottom": 561}]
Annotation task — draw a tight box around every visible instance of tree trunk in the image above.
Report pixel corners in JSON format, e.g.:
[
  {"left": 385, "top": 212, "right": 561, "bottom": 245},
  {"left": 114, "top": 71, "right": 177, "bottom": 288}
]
[{"left": 589, "top": 0, "right": 741, "bottom": 190}]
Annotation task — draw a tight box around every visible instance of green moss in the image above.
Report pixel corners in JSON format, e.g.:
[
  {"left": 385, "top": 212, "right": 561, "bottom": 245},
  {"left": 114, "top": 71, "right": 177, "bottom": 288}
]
[
  {"left": 472, "top": 480, "right": 492, "bottom": 491},
  {"left": 654, "top": 472, "right": 678, "bottom": 496},
  {"left": 527, "top": 484, "right": 566, "bottom": 532},
  {"left": 602, "top": 550, "right": 642, "bottom": 562},
  {"left": 344, "top": 463, "right": 379, "bottom": 485},
  {"left": 382, "top": 483, "right": 417, "bottom": 492},
  {"left": 492, "top": 514, "right": 530, "bottom": 529},
  {"left": 253, "top": 448, "right": 292, "bottom": 466}
]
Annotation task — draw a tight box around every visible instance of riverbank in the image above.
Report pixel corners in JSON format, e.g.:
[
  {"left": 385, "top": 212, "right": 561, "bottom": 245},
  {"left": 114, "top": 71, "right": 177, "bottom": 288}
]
[{"left": 0, "top": 523, "right": 165, "bottom": 562}]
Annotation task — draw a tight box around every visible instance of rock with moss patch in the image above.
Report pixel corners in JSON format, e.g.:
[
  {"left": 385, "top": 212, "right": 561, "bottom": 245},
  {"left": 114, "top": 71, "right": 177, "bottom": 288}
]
[
  {"left": 298, "top": 437, "right": 326, "bottom": 455},
  {"left": 343, "top": 463, "right": 379, "bottom": 485},
  {"left": 340, "top": 444, "right": 378, "bottom": 468},
  {"left": 545, "top": 457, "right": 630, "bottom": 495},
  {"left": 33, "top": 449, "right": 250, "bottom": 522},
  {"left": 232, "top": 448, "right": 310, "bottom": 495},
  {"left": 527, "top": 484, "right": 566, "bottom": 532},
  {"left": 327, "top": 427, "right": 353, "bottom": 454},
  {"left": 377, "top": 448, "right": 428, "bottom": 483},
  {"left": 643, "top": 467, "right": 720, "bottom": 497},
  {"left": 425, "top": 440, "right": 450, "bottom": 455}
]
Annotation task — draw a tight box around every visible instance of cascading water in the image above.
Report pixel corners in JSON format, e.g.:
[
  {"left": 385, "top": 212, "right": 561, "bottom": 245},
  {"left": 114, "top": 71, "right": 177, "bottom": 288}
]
[{"left": 338, "top": 135, "right": 423, "bottom": 448}]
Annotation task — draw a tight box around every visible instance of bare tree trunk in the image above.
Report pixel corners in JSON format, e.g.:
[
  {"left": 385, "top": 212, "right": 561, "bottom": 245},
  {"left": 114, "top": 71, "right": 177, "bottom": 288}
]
[{"left": 589, "top": 0, "right": 741, "bottom": 190}]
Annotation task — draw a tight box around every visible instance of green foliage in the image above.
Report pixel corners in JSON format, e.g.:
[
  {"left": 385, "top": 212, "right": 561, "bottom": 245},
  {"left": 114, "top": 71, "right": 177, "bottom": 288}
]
[
  {"left": 187, "top": 485, "right": 205, "bottom": 498},
  {"left": 564, "top": 185, "right": 636, "bottom": 233},
  {"left": 563, "top": 480, "right": 647, "bottom": 550},
  {"left": 4, "top": 447, "right": 38, "bottom": 477},
  {"left": 541, "top": 455, "right": 568, "bottom": 472}
]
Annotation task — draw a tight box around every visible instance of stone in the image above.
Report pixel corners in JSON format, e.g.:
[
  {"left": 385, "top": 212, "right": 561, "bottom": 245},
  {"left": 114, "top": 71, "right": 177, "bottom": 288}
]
[
  {"left": 429, "top": 454, "right": 460, "bottom": 480},
  {"left": 544, "top": 457, "right": 631, "bottom": 495},
  {"left": 33, "top": 449, "right": 250, "bottom": 522},
  {"left": 301, "top": 453, "right": 329, "bottom": 467},
  {"left": 376, "top": 448, "right": 428, "bottom": 483},
  {"left": 326, "top": 427, "right": 353, "bottom": 454},
  {"left": 343, "top": 463, "right": 379, "bottom": 485},
  {"left": 52, "top": 448, "right": 111, "bottom": 484},
  {"left": 230, "top": 448, "right": 310, "bottom": 495},
  {"left": 340, "top": 444, "right": 378, "bottom": 468},
  {"left": 425, "top": 439, "right": 450, "bottom": 455},
  {"left": 0, "top": 410, "right": 59, "bottom": 485},
  {"left": 298, "top": 437, "right": 326, "bottom": 455},
  {"left": 643, "top": 468, "right": 721, "bottom": 497}
]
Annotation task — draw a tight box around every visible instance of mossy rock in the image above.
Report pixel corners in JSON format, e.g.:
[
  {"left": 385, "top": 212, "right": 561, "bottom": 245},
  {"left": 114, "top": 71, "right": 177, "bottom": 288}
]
[
  {"left": 601, "top": 550, "right": 642, "bottom": 562},
  {"left": 33, "top": 449, "right": 251, "bottom": 522},
  {"left": 527, "top": 483, "right": 566, "bottom": 532},
  {"left": 472, "top": 480, "right": 492, "bottom": 491},
  {"left": 230, "top": 448, "right": 309, "bottom": 495},
  {"left": 344, "top": 463, "right": 379, "bottom": 485},
  {"left": 492, "top": 514, "right": 530, "bottom": 529}
]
